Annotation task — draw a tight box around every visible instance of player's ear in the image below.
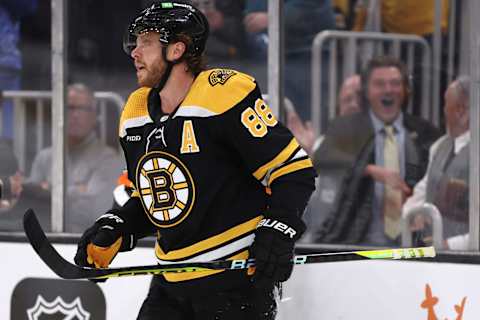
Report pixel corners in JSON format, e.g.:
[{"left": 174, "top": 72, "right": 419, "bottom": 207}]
[{"left": 168, "top": 41, "right": 187, "bottom": 61}]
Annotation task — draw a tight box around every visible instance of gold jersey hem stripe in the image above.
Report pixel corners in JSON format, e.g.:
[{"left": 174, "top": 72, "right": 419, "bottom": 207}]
[
  {"left": 155, "top": 216, "right": 262, "bottom": 261},
  {"left": 162, "top": 250, "right": 249, "bottom": 282}
]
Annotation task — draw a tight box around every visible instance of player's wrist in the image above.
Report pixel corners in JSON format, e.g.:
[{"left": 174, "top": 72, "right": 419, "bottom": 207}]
[{"left": 256, "top": 211, "right": 306, "bottom": 242}]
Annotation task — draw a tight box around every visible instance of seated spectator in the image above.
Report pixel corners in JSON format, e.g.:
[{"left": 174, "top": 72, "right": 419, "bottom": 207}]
[
  {"left": 26, "top": 83, "right": 123, "bottom": 232},
  {"left": 244, "top": 0, "right": 336, "bottom": 122},
  {"left": 287, "top": 74, "right": 361, "bottom": 155},
  {"left": 307, "top": 56, "right": 441, "bottom": 246},
  {"left": 403, "top": 76, "right": 470, "bottom": 250}
]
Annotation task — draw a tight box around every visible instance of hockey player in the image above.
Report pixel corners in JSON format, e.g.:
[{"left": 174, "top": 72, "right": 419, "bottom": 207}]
[{"left": 74, "top": 1, "right": 316, "bottom": 319}]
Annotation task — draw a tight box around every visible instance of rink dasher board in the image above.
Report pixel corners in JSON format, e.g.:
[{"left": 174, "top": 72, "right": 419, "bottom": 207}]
[{"left": 0, "top": 241, "right": 477, "bottom": 320}]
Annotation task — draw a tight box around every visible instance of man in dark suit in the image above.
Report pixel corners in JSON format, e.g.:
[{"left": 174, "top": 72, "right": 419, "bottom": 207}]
[{"left": 308, "top": 56, "right": 441, "bottom": 246}]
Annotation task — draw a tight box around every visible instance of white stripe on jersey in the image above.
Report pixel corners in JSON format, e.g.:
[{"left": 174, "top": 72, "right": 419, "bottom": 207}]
[
  {"left": 156, "top": 233, "right": 255, "bottom": 265},
  {"left": 173, "top": 105, "right": 219, "bottom": 118},
  {"left": 260, "top": 148, "right": 309, "bottom": 186},
  {"left": 119, "top": 116, "right": 153, "bottom": 138},
  {"left": 113, "top": 184, "right": 131, "bottom": 207}
]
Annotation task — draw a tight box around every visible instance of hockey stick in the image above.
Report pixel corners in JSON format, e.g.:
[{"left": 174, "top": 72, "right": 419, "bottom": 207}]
[{"left": 23, "top": 209, "right": 436, "bottom": 280}]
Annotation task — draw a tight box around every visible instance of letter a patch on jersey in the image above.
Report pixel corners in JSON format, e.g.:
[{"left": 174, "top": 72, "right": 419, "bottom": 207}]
[{"left": 180, "top": 120, "right": 200, "bottom": 154}]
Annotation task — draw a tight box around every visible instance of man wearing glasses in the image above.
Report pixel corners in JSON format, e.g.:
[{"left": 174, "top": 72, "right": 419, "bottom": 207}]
[{"left": 27, "top": 83, "right": 123, "bottom": 232}]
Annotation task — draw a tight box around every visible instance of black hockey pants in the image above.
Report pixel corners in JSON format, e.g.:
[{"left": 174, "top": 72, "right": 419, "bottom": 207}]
[{"left": 136, "top": 275, "right": 277, "bottom": 320}]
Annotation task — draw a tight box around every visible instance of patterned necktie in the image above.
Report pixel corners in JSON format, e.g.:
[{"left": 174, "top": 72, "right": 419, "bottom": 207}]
[{"left": 383, "top": 125, "right": 402, "bottom": 239}]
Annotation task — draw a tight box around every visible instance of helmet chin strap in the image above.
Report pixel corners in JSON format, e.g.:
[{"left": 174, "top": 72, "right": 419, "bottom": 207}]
[{"left": 156, "top": 45, "right": 181, "bottom": 91}]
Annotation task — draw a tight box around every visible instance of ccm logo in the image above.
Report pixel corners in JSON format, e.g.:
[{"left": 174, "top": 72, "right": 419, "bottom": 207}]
[
  {"left": 258, "top": 218, "right": 296, "bottom": 239},
  {"left": 126, "top": 135, "right": 141, "bottom": 142}
]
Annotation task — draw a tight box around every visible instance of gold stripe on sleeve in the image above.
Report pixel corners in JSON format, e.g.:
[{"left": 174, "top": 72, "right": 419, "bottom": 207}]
[
  {"left": 253, "top": 138, "right": 299, "bottom": 180},
  {"left": 268, "top": 158, "right": 313, "bottom": 185}
]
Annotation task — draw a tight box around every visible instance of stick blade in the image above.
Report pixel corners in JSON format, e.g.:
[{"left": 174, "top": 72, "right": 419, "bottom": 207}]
[{"left": 23, "top": 209, "right": 88, "bottom": 279}]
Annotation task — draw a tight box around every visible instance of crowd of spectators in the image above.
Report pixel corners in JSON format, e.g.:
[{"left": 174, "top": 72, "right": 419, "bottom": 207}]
[
  {"left": 296, "top": 56, "right": 471, "bottom": 250},
  {"left": 303, "top": 56, "right": 442, "bottom": 246},
  {"left": 7, "top": 1, "right": 457, "bottom": 121}
]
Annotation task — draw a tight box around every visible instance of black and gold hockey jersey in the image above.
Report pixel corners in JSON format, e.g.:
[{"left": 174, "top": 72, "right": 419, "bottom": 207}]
[{"left": 118, "top": 69, "right": 316, "bottom": 282}]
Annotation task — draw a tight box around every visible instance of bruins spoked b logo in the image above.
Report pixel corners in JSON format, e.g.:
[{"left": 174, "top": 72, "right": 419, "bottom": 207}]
[
  {"left": 136, "top": 151, "right": 195, "bottom": 228},
  {"left": 208, "top": 69, "right": 236, "bottom": 86}
]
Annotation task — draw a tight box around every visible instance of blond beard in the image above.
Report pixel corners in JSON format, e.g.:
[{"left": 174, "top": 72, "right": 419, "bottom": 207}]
[
  {"left": 138, "top": 60, "right": 166, "bottom": 87},
  {"left": 138, "top": 70, "right": 163, "bottom": 87}
]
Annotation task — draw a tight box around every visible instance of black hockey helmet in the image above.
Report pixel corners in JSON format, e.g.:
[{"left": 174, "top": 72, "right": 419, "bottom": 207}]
[{"left": 123, "top": 1, "right": 209, "bottom": 57}]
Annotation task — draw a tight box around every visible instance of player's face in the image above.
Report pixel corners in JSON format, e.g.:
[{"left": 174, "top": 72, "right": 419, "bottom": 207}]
[
  {"left": 131, "top": 32, "right": 167, "bottom": 87},
  {"left": 366, "top": 67, "right": 406, "bottom": 124}
]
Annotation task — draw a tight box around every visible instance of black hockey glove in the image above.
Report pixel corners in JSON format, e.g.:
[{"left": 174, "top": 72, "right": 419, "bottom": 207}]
[
  {"left": 249, "top": 214, "right": 306, "bottom": 290},
  {"left": 74, "top": 209, "right": 137, "bottom": 272}
]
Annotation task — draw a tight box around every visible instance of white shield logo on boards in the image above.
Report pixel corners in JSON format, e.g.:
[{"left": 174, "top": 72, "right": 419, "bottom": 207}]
[
  {"left": 11, "top": 278, "right": 105, "bottom": 320},
  {"left": 26, "top": 295, "right": 90, "bottom": 320}
]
